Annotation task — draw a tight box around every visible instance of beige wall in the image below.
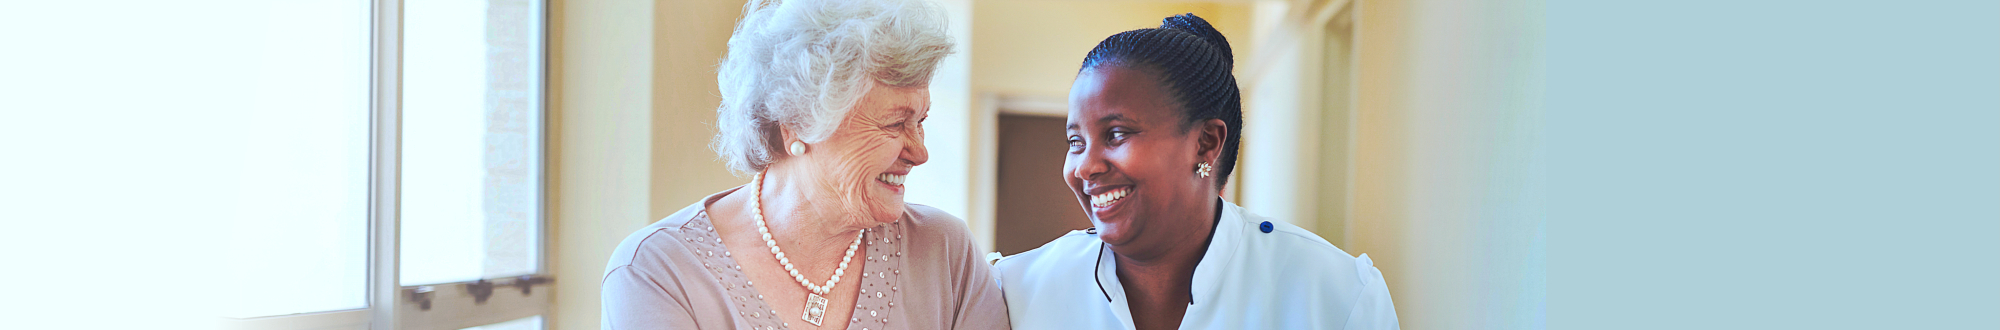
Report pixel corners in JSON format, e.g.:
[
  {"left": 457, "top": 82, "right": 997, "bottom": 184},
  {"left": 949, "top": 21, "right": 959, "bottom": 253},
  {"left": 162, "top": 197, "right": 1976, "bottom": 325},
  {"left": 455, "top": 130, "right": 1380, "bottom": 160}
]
[
  {"left": 1347, "top": 0, "right": 1546, "bottom": 329},
  {"left": 547, "top": 0, "right": 653, "bottom": 329},
  {"left": 650, "top": 1, "right": 754, "bottom": 219},
  {"left": 547, "top": 0, "right": 743, "bottom": 329},
  {"left": 972, "top": 0, "right": 1252, "bottom": 100},
  {"left": 1237, "top": 0, "right": 1343, "bottom": 235}
]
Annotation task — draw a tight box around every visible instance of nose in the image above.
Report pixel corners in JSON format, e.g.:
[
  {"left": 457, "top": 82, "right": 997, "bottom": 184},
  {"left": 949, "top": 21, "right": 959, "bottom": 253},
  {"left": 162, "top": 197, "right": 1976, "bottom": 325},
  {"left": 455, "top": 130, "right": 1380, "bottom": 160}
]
[
  {"left": 1071, "top": 144, "right": 1108, "bottom": 182},
  {"left": 902, "top": 131, "right": 929, "bottom": 167}
]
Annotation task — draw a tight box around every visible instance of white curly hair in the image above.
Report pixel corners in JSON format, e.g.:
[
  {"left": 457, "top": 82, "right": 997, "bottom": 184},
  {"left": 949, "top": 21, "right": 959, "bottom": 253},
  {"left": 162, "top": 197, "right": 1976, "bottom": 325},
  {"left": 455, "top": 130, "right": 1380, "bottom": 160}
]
[{"left": 712, "top": 0, "right": 956, "bottom": 175}]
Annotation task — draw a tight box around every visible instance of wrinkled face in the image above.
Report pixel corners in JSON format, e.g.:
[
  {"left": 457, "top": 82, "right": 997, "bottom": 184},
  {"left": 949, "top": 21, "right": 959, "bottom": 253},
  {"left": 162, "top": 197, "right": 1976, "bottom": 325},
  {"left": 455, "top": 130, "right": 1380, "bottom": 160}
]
[
  {"left": 803, "top": 81, "right": 931, "bottom": 226},
  {"left": 1065, "top": 66, "right": 1208, "bottom": 247}
]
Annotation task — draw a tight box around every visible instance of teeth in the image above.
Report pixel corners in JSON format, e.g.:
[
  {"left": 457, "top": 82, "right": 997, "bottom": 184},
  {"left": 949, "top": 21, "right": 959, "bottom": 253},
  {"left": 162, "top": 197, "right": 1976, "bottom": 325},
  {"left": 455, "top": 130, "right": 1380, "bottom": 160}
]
[
  {"left": 877, "top": 173, "right": 904, "bottom": 186},
  {"left": 1090, "top": 188, "right": 1130, "bottom": 207}
]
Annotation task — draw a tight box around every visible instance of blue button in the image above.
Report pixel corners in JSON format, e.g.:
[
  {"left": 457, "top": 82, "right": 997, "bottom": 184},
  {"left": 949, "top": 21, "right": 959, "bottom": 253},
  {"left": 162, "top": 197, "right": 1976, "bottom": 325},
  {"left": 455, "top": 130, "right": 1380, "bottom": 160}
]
[{"left": 1259, "top": 221, "right": 1273, "bottom": 233}]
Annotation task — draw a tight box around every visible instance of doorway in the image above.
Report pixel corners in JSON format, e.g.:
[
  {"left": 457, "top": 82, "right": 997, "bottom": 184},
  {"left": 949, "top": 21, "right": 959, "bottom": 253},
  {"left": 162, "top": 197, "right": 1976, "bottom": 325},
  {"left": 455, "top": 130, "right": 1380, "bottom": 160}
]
[{"left": 992, "top": 114, "right": 1094, "bottom": 255}]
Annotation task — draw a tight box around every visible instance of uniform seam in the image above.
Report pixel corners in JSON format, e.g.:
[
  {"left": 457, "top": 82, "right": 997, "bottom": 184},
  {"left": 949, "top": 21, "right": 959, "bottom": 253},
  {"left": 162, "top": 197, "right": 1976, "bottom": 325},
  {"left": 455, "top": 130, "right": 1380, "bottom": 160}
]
[
  {"left": 992, "top": 231, "right": 1092, "bottom": 268},
  {"left": 1273, "top": 228, "right": 1347, "bottom": 256},
  {"left": 616, "top": 228, "right": 674, "bottom": 268}
]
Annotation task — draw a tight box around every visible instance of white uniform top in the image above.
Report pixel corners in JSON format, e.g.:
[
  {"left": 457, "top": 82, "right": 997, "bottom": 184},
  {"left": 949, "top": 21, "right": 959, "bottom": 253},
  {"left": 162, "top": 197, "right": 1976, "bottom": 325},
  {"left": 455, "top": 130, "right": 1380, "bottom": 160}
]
[{"left": 994, "top": 200, "right": 1400, "bottom": 330}]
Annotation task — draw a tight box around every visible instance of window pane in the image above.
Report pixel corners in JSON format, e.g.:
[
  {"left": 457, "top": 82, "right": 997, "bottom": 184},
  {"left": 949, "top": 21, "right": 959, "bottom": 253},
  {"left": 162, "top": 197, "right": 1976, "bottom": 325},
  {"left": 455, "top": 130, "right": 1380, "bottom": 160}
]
[
  {"left": 220, "top": 0, "right": 372, "bottom": 318},
  {"left": 401, "top": 0, "right": 543, "bottom": 286}
]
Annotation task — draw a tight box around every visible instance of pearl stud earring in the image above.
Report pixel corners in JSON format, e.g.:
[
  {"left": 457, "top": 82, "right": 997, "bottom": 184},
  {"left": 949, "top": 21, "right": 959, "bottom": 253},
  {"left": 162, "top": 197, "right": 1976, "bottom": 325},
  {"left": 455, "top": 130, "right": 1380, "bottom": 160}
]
[
  {"left": 789, "top": 141, "right": 808, "bottom": 156},
  {"left": 1196, "top": 162, "right": 1213, "bottom": 178}
]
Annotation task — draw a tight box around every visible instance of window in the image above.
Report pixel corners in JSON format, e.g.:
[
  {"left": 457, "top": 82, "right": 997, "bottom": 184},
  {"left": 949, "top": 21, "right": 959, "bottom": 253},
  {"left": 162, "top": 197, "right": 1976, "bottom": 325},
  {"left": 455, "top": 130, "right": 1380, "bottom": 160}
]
[
  {"left": 400, "top": 0, "right": 545, "bottom": 287},
  {"left": 220, "top": 0, "right": 548, "bottom": 329},
  {"left": 220, "top": 0, "right": 373, "bottom": 320}
]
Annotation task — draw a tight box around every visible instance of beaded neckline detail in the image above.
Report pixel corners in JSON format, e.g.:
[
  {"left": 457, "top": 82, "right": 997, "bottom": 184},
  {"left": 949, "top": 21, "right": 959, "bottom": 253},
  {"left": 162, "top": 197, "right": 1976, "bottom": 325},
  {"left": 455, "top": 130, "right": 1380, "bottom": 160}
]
[{"left": 683, "top": 208, "right": 906, "bottom": 329}]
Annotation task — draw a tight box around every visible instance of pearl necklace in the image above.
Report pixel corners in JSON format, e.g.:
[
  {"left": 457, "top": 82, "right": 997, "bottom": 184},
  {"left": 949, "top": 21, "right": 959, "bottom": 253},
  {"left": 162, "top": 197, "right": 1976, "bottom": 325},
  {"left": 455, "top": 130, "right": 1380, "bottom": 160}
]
[{"left": 750, "top": 172, "right": 864, "bottom": 326}]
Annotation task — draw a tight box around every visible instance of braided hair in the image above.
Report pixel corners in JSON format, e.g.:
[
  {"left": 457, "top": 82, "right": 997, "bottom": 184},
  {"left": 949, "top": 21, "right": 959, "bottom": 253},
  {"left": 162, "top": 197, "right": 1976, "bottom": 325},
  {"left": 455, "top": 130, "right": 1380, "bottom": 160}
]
[{"left": 1080, "top": 13, "right": 1243, "bottom": 187}]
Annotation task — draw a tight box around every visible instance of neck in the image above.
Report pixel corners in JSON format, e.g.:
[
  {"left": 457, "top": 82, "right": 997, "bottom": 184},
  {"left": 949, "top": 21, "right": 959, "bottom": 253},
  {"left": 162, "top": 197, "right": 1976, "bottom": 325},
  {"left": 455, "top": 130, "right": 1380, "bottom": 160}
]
[
  {"left": 1109, "top": 197, "right": 1221, "bottom": 307},
  {"left": 753, "top": 169, "right": 868, "bottom": 261}
]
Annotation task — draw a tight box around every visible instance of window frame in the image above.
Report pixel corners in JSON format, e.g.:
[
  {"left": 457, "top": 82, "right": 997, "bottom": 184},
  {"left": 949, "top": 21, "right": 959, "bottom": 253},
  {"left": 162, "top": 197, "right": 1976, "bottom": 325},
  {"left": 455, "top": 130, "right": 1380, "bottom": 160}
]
[
  {"left": 217, "top": 0, "right": 551, "bottom": 329},
  {"left": 377, "top": 0, "right": 553, "bottom": 327}
]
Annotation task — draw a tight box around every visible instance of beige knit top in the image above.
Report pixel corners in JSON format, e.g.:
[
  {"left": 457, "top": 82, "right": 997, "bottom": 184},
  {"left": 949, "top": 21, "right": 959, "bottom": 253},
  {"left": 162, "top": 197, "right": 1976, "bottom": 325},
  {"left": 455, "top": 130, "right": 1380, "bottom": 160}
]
[{"left": 601, "top": 187, "right": 1010, "bottom": 330}]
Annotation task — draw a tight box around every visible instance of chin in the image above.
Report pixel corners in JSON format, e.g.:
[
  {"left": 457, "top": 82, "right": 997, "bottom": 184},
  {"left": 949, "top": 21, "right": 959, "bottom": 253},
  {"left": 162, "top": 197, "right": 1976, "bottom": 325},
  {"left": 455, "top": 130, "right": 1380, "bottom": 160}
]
[
  {"left": 1091, "top": 223, "right": 1137, "bottom": 247},
  {"left": 866, "top": 200, "right": 905, "bottom": 224},
  {"left": 1085, "top": 213, "right": 1134, "bottom": 244}
]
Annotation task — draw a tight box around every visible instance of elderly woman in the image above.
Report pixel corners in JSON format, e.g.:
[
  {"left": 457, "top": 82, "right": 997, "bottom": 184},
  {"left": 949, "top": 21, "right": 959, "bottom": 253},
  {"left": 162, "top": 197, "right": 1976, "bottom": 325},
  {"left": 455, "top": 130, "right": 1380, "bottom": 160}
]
[
  {"left": 995, "top": 14, "right": 1398, "bottom": 329},
  {"left": 600, "top": 0, "right": 1007, "bottom": 329}
]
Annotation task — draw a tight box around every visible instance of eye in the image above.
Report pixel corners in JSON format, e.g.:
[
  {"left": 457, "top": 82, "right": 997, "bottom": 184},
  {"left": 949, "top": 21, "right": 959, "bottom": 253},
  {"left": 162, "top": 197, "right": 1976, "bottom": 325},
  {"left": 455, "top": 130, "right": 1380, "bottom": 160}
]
[
  {"left": 1067, "top": 135, "right": 1085, "bottom": 153},
  {"left": 885, "top": 120, "right": 907, "bottom": 130},
  {"left": 1108, "top": 128, "right": 1133, "bottom": 142}
]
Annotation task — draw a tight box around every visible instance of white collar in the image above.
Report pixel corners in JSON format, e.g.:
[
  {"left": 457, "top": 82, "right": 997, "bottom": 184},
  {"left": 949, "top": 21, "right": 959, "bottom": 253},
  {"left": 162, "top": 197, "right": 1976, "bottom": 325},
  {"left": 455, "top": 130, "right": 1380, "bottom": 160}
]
[{"left": 1090, "top": 198, "right": 1245, "bottom": 322}]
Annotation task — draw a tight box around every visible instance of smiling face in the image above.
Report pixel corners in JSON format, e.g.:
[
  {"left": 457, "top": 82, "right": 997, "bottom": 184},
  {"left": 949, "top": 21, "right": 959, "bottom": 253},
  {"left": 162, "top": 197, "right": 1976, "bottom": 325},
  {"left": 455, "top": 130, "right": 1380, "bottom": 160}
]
[
  {"left": 1065, "top": 66, "right": 1220, "bottom": 248},
  {"left": 798, "top": 81, "right": 932, "bottom": 226}
]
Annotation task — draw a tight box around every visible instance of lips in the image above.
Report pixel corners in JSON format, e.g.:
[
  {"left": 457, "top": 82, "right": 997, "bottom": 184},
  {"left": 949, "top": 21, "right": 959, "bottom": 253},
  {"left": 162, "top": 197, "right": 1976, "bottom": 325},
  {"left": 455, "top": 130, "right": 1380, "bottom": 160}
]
[
  {"left": 1088, "top": 186, "right": 1132, "bottom": 208},
  {"left": 877, "top": 173, "right": 906, "bottom": 186}
]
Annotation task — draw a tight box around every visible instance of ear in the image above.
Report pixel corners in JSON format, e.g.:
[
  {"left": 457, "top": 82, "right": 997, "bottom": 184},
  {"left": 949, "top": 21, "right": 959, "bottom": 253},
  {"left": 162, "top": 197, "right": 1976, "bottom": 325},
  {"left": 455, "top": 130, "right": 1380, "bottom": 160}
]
[
  {"left": 1194, "top": 118, "right": 1228, "bottom": 164},
  {"left": 777, "top": 125, "right": 799, "bottom": 145},
  {"left": 768, "top": 123, "right": 801, "bottom": 157}
]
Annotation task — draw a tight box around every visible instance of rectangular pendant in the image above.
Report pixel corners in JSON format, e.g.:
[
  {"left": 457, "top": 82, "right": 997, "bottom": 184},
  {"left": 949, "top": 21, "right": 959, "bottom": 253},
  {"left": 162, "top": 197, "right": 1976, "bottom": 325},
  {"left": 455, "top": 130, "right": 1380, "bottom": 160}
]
[{"left": 801, "top": 293, "right": 828, "bottom": 326}]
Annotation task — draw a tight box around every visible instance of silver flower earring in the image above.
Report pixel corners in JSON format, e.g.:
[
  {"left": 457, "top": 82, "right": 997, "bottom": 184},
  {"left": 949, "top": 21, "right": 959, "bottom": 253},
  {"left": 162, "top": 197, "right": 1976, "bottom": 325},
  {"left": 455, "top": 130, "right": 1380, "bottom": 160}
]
[
  {"left": 1196, "top": 162, "right": 1213, "bottom": 178},
  {"left": 789, "top": 141, "right": 808, "bottom": 156}
]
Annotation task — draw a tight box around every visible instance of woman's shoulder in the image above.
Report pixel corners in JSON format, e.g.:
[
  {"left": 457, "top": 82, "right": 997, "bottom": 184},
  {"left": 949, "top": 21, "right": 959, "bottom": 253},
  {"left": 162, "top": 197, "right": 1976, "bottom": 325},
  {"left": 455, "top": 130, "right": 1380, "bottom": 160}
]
[
  {"left": 1230, "top": 207, "right": 1383, "bottom": 291},
  {"left": 991, "top": 229, "right": 1099, "bottom": 275},
  {"left": 892, "top": 203, "right": 1000, "bottom": 289},
  {"left": 603, "top": 199, "right": 712, "bottom": 277},
  {"left": 898, "top": 203, "right": 978, "bottom": 247}
]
